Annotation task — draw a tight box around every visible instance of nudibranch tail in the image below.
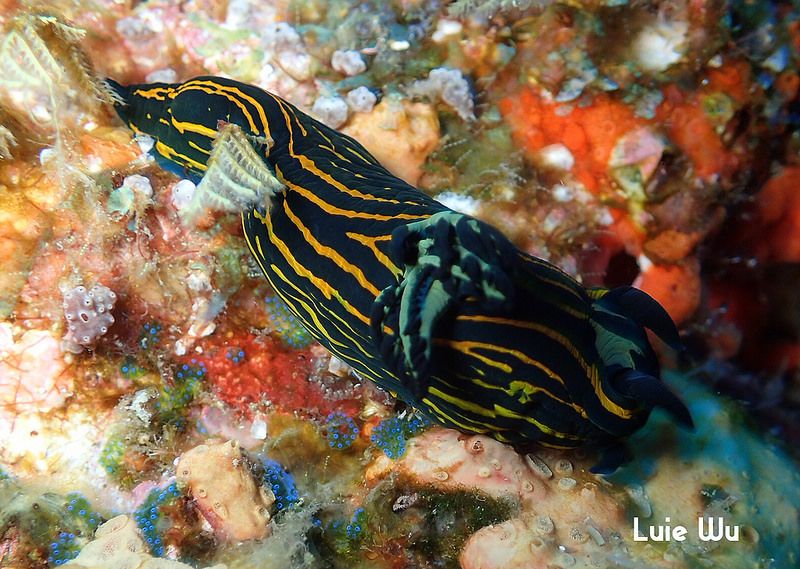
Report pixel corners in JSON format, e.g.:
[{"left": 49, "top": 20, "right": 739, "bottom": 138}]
[
  {"left": 616, "top": 369, "right": 694, "bottom": 429},
  {"left": 587, "top": 285, "right": 692, "bottom": 435}
]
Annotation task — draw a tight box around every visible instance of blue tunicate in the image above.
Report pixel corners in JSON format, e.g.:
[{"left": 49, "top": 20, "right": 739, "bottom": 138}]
[
  {"left": 99, "top": 437, "right": 126, "bottom": 475},
  {"left": 139, "top": 322, "right": 162, "bottom": 350},
  {"left": 326, "top": 506, "right": 369, "bottom": 553},
  {"left": 345, "top": 508, "right": 367, "bottom": 540},
  {"left": 371, "top": 417, "right": 405, "bottom": 459},
  {"left": 120, "top": 356, "right": 146, "bottom": 379},
  {"left": 260, "top": 457, "right": 300, "bottom": 512},
  {"left": 64, "top": 492, "right": 103, "bottom": 534},
  {"left": 157, "top": 362, "right": 206, "bottom": 426},
  {"left": 324, "top": 411, "right": 359, "bottom": 449},
  {"left": 226, "top": 347, "right": 246, "bottom": 364},
  {"left": 134, "top": 483, "right": 182, "bottom": 556},
  {"left": 47, "top": 529, "right": 80, "bottom": 566},
  {"left": 371, "top": 414, "right": 431, "bottom": 459},
  {"left": 265, "top": 294, "right": 313, "bottom": 349}
]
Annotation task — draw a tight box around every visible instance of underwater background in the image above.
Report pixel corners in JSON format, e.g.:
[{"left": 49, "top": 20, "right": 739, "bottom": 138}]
[{"left": 0, "top": 0, "right": 799, "bottom": 568}]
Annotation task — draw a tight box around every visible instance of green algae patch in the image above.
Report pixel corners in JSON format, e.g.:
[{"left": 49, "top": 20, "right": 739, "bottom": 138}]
[
  {"left": 312, "top": 476, "right": 519, "bottom": 568},
  {"left": 409, "top": 487, "right": 518, "bottom": 563}
]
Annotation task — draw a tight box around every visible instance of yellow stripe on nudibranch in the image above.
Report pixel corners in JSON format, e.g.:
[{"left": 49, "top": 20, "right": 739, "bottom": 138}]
[
  {"left": 155, "top": 140, "right": 207, "bottom": 171},
  {"left": 282, "top": 200, "right": 383, "bottom": 297}
]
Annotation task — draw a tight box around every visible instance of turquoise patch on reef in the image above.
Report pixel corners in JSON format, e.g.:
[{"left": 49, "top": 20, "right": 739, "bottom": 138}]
[{"left": 608, "top": 371, "right": 800, "bottom": 568}]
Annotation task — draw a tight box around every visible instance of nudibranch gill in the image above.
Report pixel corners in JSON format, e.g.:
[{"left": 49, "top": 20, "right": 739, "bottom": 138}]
[{"left": 106, "top": 76, "right": 692, "bottom": 473}]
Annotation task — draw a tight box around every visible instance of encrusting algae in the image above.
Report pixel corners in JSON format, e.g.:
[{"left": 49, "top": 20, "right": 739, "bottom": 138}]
[{"left": 1, "top": 2, "right": 799, "bottom": 569}]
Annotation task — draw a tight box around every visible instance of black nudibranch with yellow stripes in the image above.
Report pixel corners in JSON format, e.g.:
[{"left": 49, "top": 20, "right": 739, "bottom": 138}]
[{"left": 106, "top": 76, "right": 693, "bottom": 473}]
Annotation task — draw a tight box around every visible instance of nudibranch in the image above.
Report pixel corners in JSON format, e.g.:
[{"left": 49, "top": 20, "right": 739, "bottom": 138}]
[{"left": 106, "top": 76, "right": 692, "bottom": 473}]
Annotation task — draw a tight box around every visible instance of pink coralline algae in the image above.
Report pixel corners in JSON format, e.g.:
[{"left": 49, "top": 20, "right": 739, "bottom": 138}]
[{"left": 0, "top": 323, "right": 70, "bottom": 418}]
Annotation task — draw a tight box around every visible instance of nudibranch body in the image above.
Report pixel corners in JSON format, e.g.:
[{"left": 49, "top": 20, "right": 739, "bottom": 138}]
[{"left": 107, "top": 76, "right": 692, "bottom": 472}]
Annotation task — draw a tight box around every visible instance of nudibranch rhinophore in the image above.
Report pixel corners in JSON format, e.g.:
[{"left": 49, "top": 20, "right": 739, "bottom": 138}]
[{"left": 106, "top": 76, "right": 693, "bottom": 473}]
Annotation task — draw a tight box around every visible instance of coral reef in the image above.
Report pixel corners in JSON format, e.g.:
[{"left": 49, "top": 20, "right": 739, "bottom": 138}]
[
  {"left": 365, "top": 372, "right": 800, "bottom": 568},
  {"left": 0, "top": 1, "right": 799, "bottom": 568}
]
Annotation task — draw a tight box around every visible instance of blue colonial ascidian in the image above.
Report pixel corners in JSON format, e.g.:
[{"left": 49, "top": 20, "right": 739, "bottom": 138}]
[
  {"left": 134, "top": 482, "right": 182, "bottom": 556},
  {"left": 99, "top": 436, "right": 126, "bottom": 475},
  {"left": 324, "top": 411, "right": 360, "bottom": 450},
  {"left": 139, "top": 322, "right": 162, "bottom": 350},
  {"left": 325, "top": 507, "right": 370, "bottom": 555},
  {"left": 265, "top": 294, "right": 313, "bottom": 349},
  {"left": 260, "top": 457, "right": 300, "bottom": 512},
  {"left": 345, "top": 508, "right": 367, "bottom": 541},
  {"left": 226, "top": 347, "right": 246, "bottom": 364},
  {"left": 156, "top": 360, "right": 206, "bottom": 427},
  {"left": 120, "top": 356, "right": 146, "bottom": 379},
  {"left": 48, "top": 493, "right": 105, "bottom": 566},
  {"left": 64, "top": 493, "right": 103, "bottom": 533},
  {"left": 48, "top": 531, "right": 80, "bottom": 566},
  {"left": 371, "top": 414, "right": 432, "bottom": 459}
]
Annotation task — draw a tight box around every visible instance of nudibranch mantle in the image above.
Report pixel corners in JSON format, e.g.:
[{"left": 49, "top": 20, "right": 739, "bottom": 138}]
[{"left": 106, "top": 76, "right": 692, "bottom": 473}]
